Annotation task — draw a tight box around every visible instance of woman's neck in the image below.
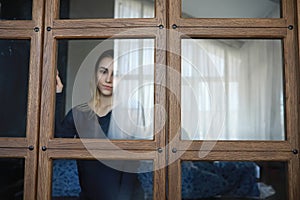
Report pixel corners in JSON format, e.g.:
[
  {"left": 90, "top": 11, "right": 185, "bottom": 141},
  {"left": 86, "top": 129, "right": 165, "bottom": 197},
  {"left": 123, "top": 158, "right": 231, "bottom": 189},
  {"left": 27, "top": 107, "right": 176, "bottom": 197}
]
[{"left": 92, "top": 95, "right": 113, "bottom": 117}]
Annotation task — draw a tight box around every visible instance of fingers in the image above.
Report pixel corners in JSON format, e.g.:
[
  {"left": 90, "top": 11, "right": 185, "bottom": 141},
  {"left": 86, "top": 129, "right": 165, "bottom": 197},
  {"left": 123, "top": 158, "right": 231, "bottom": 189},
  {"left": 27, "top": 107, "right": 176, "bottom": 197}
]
[{"left": 56, "top": 70, "right": 64, "bottom": 93}]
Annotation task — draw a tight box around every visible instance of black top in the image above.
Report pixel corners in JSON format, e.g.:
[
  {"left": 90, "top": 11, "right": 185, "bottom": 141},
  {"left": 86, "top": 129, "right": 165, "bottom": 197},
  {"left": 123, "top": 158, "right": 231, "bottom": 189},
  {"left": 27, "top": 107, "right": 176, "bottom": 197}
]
[{"left": 55, "top": 94, "right": 144, "bottom": 200}]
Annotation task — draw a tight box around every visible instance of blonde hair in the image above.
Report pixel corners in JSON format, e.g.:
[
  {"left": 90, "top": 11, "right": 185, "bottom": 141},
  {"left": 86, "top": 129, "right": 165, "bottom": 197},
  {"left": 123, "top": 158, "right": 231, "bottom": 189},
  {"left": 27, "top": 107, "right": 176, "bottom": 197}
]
[{"left": 88, "top": 49, "right": 114, "bottom": 111}]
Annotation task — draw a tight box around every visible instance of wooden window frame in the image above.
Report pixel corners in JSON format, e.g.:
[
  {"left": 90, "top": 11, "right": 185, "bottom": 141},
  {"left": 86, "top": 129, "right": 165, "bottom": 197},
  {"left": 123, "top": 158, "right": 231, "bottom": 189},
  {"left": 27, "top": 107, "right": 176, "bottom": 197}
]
[
  {"left": 1, "top": 0, "right": 300, "bottom": 199},
  {"left": 167, "top": 0, "right": 300, "bottom": 199},
  {"left": 38, "top": 0, "right": 167, "bottom": 200},
  {"left": 0, "top": 0, "right": 44, "bottom": 199}
]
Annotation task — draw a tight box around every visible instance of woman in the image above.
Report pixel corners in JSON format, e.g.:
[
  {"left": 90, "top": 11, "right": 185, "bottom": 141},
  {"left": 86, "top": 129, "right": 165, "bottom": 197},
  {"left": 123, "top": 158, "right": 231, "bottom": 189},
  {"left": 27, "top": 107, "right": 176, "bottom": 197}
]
[{"left": 55, "top": 49, "right": 145, "bottom": 200}]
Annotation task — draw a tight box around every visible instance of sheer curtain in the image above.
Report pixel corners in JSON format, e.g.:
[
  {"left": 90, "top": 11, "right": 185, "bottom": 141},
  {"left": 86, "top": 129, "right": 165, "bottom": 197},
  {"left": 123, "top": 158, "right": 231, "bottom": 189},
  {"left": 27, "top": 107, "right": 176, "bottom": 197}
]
[
  {"left": 111, "top": 39, "right": 154, "bottom": 140},
  {"left": 181, "top": 39, "right": 284, "bottom": 140},
  {"left": 114, "top": 0, "right": 154, "bottom": 18},
  {"left": 111, "top": 2, "right": 155, "bottom": 140}
]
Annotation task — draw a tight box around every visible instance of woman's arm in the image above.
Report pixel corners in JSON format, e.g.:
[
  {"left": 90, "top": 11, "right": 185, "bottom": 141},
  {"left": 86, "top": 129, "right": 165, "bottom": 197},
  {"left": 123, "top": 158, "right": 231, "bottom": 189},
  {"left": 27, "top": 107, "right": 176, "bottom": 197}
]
[{"left": 54, "top": 73, "right": 77, "bottom": 138}]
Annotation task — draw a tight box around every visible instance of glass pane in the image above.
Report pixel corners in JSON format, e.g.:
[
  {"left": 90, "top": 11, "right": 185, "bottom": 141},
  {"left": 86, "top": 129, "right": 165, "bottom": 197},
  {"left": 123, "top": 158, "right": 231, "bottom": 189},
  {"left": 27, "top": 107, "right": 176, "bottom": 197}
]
[
  {"left": 182, "top": 0, "right": 281, "bottom": 18},
  {"left": 55, "top": 39, "right": 155, "bottom": 140},
  {"left": 0, "top": 158, "right": 25, "bottom": 199},
  {"left": 181, "top": 161, "right": 287, "bottom": 199},
  {"left": 181, "top": 39, "right": 284, "bottom": 140},
  {"left": 52, "top": 159, "right": 153, "bottom": 200},
  {"left": 0, "top": 40, "right": 30, "bottom": 137},
  {"left": 0, "top": 0, "right": 32, "bottom": 20},
  {"left": 60, "top": 0, "right": 155, "bottom": 19}
]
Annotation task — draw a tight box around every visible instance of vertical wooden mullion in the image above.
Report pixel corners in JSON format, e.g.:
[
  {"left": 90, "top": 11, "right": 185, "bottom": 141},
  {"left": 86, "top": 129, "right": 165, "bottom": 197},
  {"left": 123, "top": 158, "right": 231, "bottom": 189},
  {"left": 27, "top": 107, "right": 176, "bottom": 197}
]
[
  {"left": 37, "top": 2, "right": 57, "bottom": 198},
  {"left": 153, "top": 153, "right": 166, "bottom": 200},
  {"left": 45, "top": 0, "right": 58, "bottom": 29},
  {"left": 168, "top": 0, "right": 180, "bottom": 29},
  {"left": 39, "top": 29, "right": 57, "bottom": 149},
  {"left": 27, "top": 27, "right": 44, "bottom": 155},
  {"left": 38, "top": 30, "right": 56, "bottom": 199},
  {"left": 289, "top": 156, "right": 300, "bottom": 199},
  {"left": 24, "top": 150, "right": 39, "bottom": 200},
  {"left": 167, "top": 27, "right": 182, "bottom": 199},
  {"left": 154, "top": 7, "right": 167, "bottom": 197},
  {"left": 296, "top": 5, "right": 300, "bottom": 195},
  {"left": 167, "top": 2, "right": 184, "bottom": 196},
  {"left": 279, "top": 2, "right": 299, "bottom": 197},
  {"left": 24, "top": 29, "right": 44, "bottom": 200},
  {"left": 284, "top": 19, "right": 299, "bottom": 148},
  {"left": 168, "top": 156, "right": 181, "bottom": 200},
  {"left": 167, "top": 29, "right": 182, "bottom": 153},
  {"left": 37, "top": 151, "right": 52, "bottom": 200},
  {"left": 284, "top": 0, "right": 296, "bottom": 26},
  {"left": 32, "top": 0, "right": 45, "bottom": 28},
  {"left": 156, "top": 0, "right": 167, "bottom": 27}
]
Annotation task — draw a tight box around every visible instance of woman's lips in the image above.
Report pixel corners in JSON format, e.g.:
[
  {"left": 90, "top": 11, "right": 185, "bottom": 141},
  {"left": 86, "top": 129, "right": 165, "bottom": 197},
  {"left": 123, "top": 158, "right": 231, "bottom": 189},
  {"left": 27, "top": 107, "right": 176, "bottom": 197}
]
[{"left": 103, "top": 85, "right": 112, "bottom": 90}]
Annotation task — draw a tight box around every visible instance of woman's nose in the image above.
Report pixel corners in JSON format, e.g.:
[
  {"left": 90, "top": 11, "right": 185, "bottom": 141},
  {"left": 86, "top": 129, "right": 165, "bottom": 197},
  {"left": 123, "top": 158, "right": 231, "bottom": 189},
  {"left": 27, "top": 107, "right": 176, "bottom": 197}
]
[{"left": 105, "top": 73, "right": 113, "bottom": 83}]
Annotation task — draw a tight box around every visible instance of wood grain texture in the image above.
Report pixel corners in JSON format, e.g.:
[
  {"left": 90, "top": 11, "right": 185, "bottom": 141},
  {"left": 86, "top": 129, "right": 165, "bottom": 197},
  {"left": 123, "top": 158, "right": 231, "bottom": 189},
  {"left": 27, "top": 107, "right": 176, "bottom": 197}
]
[
  {"left": 39, "top": 30, "right": 56, "bottom": 149},
  {"left": 53, "top": 19, "right": 160, "bottom": 29},
  {"left": 153, "top": 151, "right": 166, "bottom": 200},
  {"left": 26, "top": 30, "right": 43, "bottom": 154},
  {"left": 37, "top": 151, "right": 52, "bottom": 200},
  {"left": 51, "top": 27, "right": 159, "bottom": 38},
  {"left": 1, "top": 0, "right": 300, "bottom": 199},
  {"left": 0, "top": 138, "right": 28, "bottom": 148},
  {"left": 48, "top": 139, "right": 157, "bottom": 150},
  {"left": 24, "top": 150, "right": 38, "bottom": 200},
  {"left": 289, "top": 155, "right": 300, "bottom": 200},
  {"left": 175, "top": 18, "right": 288, "bottom": 28},
  {"left": 0, "top": 21, "right": 35, "bottom": 29},
  {"left": 177, "top": 27, "right": 287, "bottom": 38},
  {"left": 46, "top": 148, "right": 156, "bottom": 160},
  {"left": 0, "top": 29, "right": 32, "bottom": 38},
  {"left": 46, "top": 0, "right": 167, "bottom": 29},
  {"left": 180, "top": 151, "right": 293, "bottom": 161},
  {"left": 32, "top": 0, "right": 45, "bottom": 27},
  {"left": 177, "top": 141, "right": 293, "bottom": 152},
  {"left": 166, "top": 1, "right": 300, "bottom": 200},
  {"left": 168, "top": 156, "right": 181, "bottom": 200},
  {"left": 155, "top": 28, "right": 167, "bottom": 152}
]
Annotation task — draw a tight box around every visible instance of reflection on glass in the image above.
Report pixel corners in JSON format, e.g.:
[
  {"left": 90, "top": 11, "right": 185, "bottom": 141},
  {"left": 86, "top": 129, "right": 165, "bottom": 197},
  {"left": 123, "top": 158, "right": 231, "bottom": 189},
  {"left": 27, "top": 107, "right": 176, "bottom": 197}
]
[
  {"left": 55, "top": 39, "right": 155, "bottom": 140},
  {"left": 182, "top": 0, "right": 281, "bottom": 18},
  {"left": 59, "top": 0, "right": 154, "bottom": 19},
  {"left": 0, "top": 158, "right": 25, "bottom": 199},
  {"left": 181, "top": 39, "right": 284, "bottom": 140},
  {"left": 52, "top": 159, "right": 153, "bottom": 200},
  {"left": 181, "top": 161, "right": 287, "bottom": 199},
  {"left": 0, "top": 0, "right": 32, "bottom": 20},
  {"left": 0, "top": 40, "right": 30, "bottom": 137}
]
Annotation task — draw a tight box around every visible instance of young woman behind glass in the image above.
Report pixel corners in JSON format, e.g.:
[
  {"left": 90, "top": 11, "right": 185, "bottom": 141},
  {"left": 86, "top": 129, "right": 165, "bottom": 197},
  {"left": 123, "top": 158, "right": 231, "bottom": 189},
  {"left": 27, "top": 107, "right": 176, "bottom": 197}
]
[{"left": 55, "top": 49, "right": 145, "bottom": 200}]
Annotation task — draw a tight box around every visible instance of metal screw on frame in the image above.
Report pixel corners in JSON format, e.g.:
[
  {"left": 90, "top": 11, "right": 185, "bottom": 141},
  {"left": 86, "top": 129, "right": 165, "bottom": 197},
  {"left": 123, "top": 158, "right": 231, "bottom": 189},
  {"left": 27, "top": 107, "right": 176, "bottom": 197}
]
[
  {"left": 292, "top": 149, "right": 298, "bottom": 154},
  {"left": 288, "top": 25, "right": 294, "bottom": 30},
  {"left": 157, "top": 147, "right": 163, "bottom": 153},
  {"left": 172, "top": 148, "right": 177, "bottom": 153}
]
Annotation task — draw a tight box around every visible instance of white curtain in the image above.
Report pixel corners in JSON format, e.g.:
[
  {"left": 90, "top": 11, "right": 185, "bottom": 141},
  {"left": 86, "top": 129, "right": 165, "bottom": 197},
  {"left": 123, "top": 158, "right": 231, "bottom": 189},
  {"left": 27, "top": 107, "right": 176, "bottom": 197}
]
[
  {"left": 111, "top": 1, "right": 155, "bottom": 140},
  {"left": 110, "top": 39, "right": 154, "bottom": 140},
  {"left": 181, "top": 39, "right": 284, "bottom": 140},
  {"left": 114, "top": 0, "right": 154, "bottom": 18}
]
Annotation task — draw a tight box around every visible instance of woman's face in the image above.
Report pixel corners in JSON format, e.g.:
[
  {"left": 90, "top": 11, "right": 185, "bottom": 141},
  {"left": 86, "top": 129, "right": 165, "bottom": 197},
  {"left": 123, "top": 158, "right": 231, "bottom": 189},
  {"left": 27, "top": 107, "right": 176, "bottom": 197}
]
[{"left": 96, "top": 56, "right": 114, "bottom": 96}]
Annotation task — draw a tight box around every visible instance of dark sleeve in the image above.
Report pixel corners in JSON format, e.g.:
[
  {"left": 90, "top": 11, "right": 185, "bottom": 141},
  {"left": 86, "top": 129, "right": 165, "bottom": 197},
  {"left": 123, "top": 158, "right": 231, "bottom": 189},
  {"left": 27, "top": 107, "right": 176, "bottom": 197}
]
[
  {"left": 55, "top": 93, "right": 77, "bottom": 138},
  {"left": 119, "top": 172, "right": 144, "bottom": 200}
]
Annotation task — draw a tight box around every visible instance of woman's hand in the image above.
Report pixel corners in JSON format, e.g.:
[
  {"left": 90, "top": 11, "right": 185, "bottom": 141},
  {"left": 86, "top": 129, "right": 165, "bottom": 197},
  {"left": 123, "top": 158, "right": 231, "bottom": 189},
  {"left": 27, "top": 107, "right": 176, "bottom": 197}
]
[{"left": 56, "top": 70, "right": 64, "bottom": 93}]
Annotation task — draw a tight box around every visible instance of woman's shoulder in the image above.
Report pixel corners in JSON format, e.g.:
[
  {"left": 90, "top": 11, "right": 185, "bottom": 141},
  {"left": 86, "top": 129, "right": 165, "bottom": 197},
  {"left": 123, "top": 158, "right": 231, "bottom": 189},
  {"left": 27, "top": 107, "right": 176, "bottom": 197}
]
[{"left": 73, "top": 103, "right": 90, "bottom": 111}]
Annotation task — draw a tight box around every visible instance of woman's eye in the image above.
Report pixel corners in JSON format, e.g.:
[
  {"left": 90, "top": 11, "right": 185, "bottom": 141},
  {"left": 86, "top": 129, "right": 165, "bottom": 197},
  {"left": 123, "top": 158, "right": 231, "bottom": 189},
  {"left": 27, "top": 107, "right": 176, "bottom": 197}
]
[{"left": 99, "top": 69, "right": 107, "bottom": 74}]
